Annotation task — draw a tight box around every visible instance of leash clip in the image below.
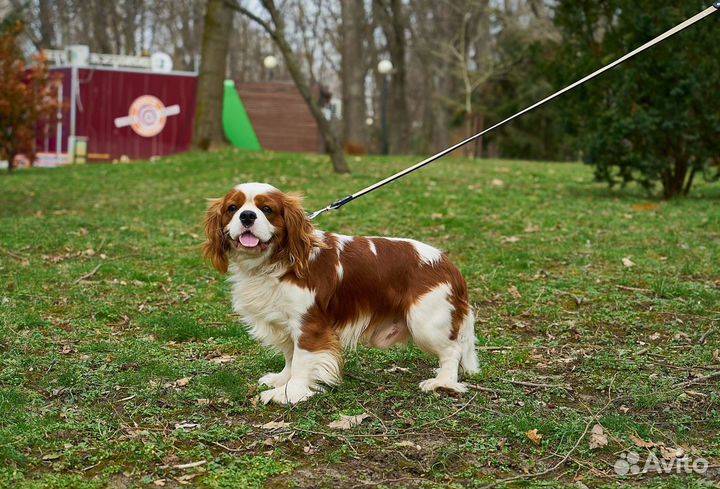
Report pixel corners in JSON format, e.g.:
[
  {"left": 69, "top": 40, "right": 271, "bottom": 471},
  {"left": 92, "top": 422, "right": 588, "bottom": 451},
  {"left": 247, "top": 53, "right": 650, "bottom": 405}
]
[{"left": 307, "top": 195, "right": 354, "bottom": 221}]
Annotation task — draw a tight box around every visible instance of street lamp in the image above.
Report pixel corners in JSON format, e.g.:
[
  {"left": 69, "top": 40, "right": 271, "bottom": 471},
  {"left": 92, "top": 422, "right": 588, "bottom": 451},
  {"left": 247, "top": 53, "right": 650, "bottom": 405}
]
[
  {"left": 377, "top": 59, "right": 393, "bottom": 155},
  {"left": 263, "top": 55, "right": 278, "bottom": 81}
]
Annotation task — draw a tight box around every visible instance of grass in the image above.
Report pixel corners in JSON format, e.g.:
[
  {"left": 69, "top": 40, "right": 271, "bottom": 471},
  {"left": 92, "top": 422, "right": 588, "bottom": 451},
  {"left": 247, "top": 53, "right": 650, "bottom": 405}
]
[{"left": 1, "top": 149, "right": 719, "bottom": 489}]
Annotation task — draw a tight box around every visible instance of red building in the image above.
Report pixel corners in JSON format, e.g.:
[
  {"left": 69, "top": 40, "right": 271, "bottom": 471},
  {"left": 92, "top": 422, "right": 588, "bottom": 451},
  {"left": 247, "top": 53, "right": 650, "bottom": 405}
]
[
  {"left": 36, "top": 47, "right": 323, "bottom": 165},
  {"left": 41, "top": 66, "right": 197, "bottom": 163}
]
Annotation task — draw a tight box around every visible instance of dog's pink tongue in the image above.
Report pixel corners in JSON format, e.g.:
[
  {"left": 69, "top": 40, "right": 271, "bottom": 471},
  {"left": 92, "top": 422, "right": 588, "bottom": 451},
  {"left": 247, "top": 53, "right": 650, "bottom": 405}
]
[{"left": 239, "top": 232, "right": 260, "bottom": 248}]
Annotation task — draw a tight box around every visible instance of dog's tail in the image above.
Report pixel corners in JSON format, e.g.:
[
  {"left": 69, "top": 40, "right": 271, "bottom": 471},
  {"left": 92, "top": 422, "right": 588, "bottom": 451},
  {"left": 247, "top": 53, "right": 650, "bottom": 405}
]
[{"left": 459, "top": 310, "right": 480, "bottom": 375}]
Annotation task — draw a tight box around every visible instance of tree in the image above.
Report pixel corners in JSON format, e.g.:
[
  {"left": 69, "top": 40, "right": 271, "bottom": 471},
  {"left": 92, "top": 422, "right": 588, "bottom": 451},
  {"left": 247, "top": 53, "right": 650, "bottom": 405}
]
[
  {"left": 553, "top": 0, "right": 720, "bottom": 198},
  {"left": 0, "top": 19, "right": 58, "bottom": 171},
  {"left": 340, "top": 0, "right": 369, "bottom": 152},
  {"left": 373, "top": 0, "right": 410, "bottom": 154},
  {"left": 232, "top": 0, "right": 350, "bottom": 174},
  {"left": 193, "top": 0, "right": 233, "bottom": 150}
]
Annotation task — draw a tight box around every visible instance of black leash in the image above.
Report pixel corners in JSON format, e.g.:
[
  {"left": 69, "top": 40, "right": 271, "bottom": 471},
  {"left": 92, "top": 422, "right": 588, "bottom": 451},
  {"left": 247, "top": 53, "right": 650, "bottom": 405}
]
[{"left": 308, "top": 3, "right": 720, "bottom": 220}]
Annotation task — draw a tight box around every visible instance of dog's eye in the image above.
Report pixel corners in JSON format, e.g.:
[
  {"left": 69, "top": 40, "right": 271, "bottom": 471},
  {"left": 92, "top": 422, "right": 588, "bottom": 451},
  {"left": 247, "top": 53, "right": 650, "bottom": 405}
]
[
  {"left": 261, "top": 205, "right": 273, "bottom": 215},
  {"left": 227, "top": 204, "right": 239, "bottom": 213}
]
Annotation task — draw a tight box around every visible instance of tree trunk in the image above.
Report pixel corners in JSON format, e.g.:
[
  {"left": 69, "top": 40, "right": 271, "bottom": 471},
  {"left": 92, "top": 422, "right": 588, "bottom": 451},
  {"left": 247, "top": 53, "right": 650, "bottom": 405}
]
[
  {"left": 661, "top": 160, "right": 689, "bottom": 199},
  {"left": 91, "top": 0, "right": 113, "bottom": 53},
  {"left": 37, "top": 0, "right": 56, "bottom": 48},
  {"left": 374, "top": 0, "right": 410, "bottom": 154},
  {"left": 193, "top": 0, "right": 233, "bottom": 151},
  {"left": 340, "top": 0, "right": 368, "bottom": 152},
  {"left": 122, "top": 0, "right": 138, "bottom": 55},
  {"left": 236, "top": 0, "right": 349, "bottom": 173}
]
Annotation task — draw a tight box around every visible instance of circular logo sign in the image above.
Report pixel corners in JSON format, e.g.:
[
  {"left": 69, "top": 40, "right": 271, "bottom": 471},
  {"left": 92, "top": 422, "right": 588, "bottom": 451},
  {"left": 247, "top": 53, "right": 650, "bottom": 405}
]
[
  {"left": 114, "top": 95, "right": 181, "bottom": 138},
  {"left": 128, "top": 95, "right": 167, "bottom": 137}
]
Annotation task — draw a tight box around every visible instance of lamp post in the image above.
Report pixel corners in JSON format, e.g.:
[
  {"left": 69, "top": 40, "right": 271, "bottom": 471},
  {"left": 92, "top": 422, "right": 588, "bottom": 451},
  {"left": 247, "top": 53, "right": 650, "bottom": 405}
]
[
  {"left": 377, "top": 59, "right": 393, "bottom": 155},
  {"left": 263, "top": 55, "right": 278, "bottom": 81}
]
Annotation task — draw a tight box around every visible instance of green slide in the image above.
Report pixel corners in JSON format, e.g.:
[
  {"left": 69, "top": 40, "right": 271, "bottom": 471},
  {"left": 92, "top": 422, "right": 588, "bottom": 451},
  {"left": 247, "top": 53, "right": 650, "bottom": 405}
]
[{"left": 222, "top": 80, "right": 262, "bottom": 151}]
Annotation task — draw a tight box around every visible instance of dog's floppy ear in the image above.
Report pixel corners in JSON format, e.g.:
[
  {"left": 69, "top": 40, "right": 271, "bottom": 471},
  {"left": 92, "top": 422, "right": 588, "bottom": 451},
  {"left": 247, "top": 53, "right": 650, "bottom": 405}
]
[
  {"left": 203, "top": 198, "right": 229, "bottom": 274},
  {"left": 282, "top": 193, "right": 321, "bottom": 277}
]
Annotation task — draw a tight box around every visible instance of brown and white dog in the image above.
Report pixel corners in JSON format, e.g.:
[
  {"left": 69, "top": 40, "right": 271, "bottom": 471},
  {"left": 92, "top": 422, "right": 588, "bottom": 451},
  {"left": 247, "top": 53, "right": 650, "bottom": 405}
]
[{"left": 203, "top": 183, "right": 479, "bottom": 404}]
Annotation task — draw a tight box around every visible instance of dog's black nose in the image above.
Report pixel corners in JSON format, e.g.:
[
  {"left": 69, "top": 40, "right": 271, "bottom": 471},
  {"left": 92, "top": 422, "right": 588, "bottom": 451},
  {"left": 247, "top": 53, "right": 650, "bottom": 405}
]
[{"left": 239, "top": 210, "right": 257, "bottom": 227}]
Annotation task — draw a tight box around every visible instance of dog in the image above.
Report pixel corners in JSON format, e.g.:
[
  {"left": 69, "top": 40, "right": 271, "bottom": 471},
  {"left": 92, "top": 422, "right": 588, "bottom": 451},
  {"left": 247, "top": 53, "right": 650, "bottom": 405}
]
[{"left": 203, "top": 182, "right": 479, "bottom": 404}]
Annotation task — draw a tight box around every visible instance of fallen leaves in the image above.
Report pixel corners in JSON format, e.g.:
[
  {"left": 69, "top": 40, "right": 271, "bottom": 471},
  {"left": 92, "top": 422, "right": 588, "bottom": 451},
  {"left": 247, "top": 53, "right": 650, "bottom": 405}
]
[
  {"left": 260, "top": 420, "right": 291, "bottom": 430},
  {"left": 174, "top": 422, "right": 199, "bottom": 431},
  {"left": 629, "top": 435, "right": 687, "bottom": 461},
  {"left": 172, "top": 460, "right": 206, "bottom": 470},
  {"left": 328, "top": 413, "right": 371, "bottom": 430},
  {"left": 525, "top": 429, "right": 542, "bottom": 446},
  {"left": 589, "top": 424, "right": 608, "bottom": 450},
  {"left": 630, "top": 434, "right": 659, "bottom": 449},
  {"left": 208, "top": 354, "right": 236, "bottom": 364},
  {"left": 631, "top": 202, "right": 659, "bottom": 212},
  {"left": 395, "top": 440, "right": 422, "bottom": 451},
  {"left": 508, "top": 285, "right": 522, "bottom": 300},
  {"left": 622, "top": 257, "right": 635, "bottom": 268}
]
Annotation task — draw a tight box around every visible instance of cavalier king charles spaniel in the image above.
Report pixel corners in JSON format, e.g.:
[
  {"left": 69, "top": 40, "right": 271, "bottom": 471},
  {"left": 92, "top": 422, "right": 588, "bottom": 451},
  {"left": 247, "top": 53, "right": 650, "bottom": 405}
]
[{"left": 204, "top": 183, "right": 479, "bottom": 404}]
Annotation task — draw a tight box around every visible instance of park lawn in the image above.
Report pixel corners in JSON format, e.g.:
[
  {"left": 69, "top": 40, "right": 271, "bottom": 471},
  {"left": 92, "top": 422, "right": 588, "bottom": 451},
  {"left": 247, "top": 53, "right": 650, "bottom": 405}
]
[{"left": 0, "top": 149, "right": 719, "bottom": 489}]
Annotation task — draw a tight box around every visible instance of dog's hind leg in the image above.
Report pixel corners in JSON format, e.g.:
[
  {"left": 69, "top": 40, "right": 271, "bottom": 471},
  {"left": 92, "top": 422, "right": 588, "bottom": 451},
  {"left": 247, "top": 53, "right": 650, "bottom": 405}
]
[{"left": 407, "top": 283, "right": 468, "bottom": 393}]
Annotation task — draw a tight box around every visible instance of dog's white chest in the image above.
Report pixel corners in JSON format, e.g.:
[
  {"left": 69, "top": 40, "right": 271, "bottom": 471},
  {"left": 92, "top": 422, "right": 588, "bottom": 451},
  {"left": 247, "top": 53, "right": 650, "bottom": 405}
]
[{"left": 228, "top": 267, "right": 315, "bottom": 341}]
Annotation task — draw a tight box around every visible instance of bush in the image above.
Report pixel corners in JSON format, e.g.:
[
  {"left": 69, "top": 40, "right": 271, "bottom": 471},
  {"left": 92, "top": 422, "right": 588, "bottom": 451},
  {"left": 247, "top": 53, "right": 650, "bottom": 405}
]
[
  {"left": 553, "top": 0, "right": 720, "bottom": 198},
  {"left": 0, "top": 18, "right": 59, "bottom": 171}
]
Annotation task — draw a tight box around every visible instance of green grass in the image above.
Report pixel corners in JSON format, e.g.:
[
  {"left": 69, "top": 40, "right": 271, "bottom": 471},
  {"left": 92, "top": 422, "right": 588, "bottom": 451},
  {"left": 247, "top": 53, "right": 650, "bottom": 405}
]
[{"left": 1, "top": 149, "right": 719, "bottom": 489}]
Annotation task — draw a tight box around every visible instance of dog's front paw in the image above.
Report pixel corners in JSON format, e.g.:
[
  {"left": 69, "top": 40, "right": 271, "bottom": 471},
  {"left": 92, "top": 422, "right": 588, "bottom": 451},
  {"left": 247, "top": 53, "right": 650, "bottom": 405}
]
[
  {"left": 419, "top": 378, "right": 468, "bottom": 394},
  {"left": 259, "top": 371, "right": 290, "bottom": 388},
  {"left": 260, "top": 382, "right": 316, "bottom": 405}
]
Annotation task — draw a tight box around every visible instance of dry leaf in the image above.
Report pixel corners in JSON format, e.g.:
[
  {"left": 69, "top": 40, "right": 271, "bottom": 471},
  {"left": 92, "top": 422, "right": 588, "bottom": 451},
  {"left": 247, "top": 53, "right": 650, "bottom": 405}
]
[
  {"left": 501, "top": 236, "right": 520, "bottom": 244},
  {"left": 328, "top": 413, "right": 371, "bottom": 430},
  {"left": 174, "top": 377, "right": 191, "bottom": 388},
  {"left": 174, "top": 474, "right": 199, "bottom": 485},
  {"left": 174, "top": 422, "right": 199, "bottom": 431},
  {"left": 491, "top": 178, "right": 505, "bottom": 187},
  {"left": 384, "top": 365, "right": 410, "bottom": 373},
  {"left": 395, "top": 440, "right": 422, "bottom": 450},
  {"left": 153, "top": 480, "right": 166, "bottom": 487},
  {"left": 622, "top": 257, "right": 635, "bottom": 268},
  {"left": 589, "top": 424, "right": 608, "bottom": 450},
  {"left": 526, "top": 429, "right": 542, "bottom": 446},
  {"left": 209, "top": 355, "right": 236, "bottom": 364},
  {"left": 524, "top": 223, "right": 540, "bottom": 233},
  {"left": 173, "top": 460, "right": 206, "bottom": 470},
  {"left": 660, "top": 446, "right": 683, "bottom": 461},
  {"left": 630, "top": 434, "right": 659, "bottom": 448},
  {"left": 196, "top": 399, "right": 210, "bottom": 405},
  {"left": 631, "top": 202, "right": 658, "bottom": 212},
  {"left": 261, "top": 420, "right": 291, "bottom": 430},
  {"left": 508, "top": 286, "right": 522, "bottom": 300}
]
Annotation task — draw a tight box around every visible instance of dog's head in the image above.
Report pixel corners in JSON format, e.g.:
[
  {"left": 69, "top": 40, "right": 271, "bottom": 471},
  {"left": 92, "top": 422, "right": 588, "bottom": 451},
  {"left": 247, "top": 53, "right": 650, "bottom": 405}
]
[{"left": 203, "top": 183, "right": 321, "bottom": 275}]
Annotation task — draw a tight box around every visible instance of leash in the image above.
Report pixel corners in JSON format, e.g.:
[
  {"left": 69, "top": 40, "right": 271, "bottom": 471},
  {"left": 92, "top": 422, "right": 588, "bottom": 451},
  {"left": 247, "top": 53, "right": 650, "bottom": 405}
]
[{"left": 308, "top": 2, "right": 720, "bottom": 221}]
